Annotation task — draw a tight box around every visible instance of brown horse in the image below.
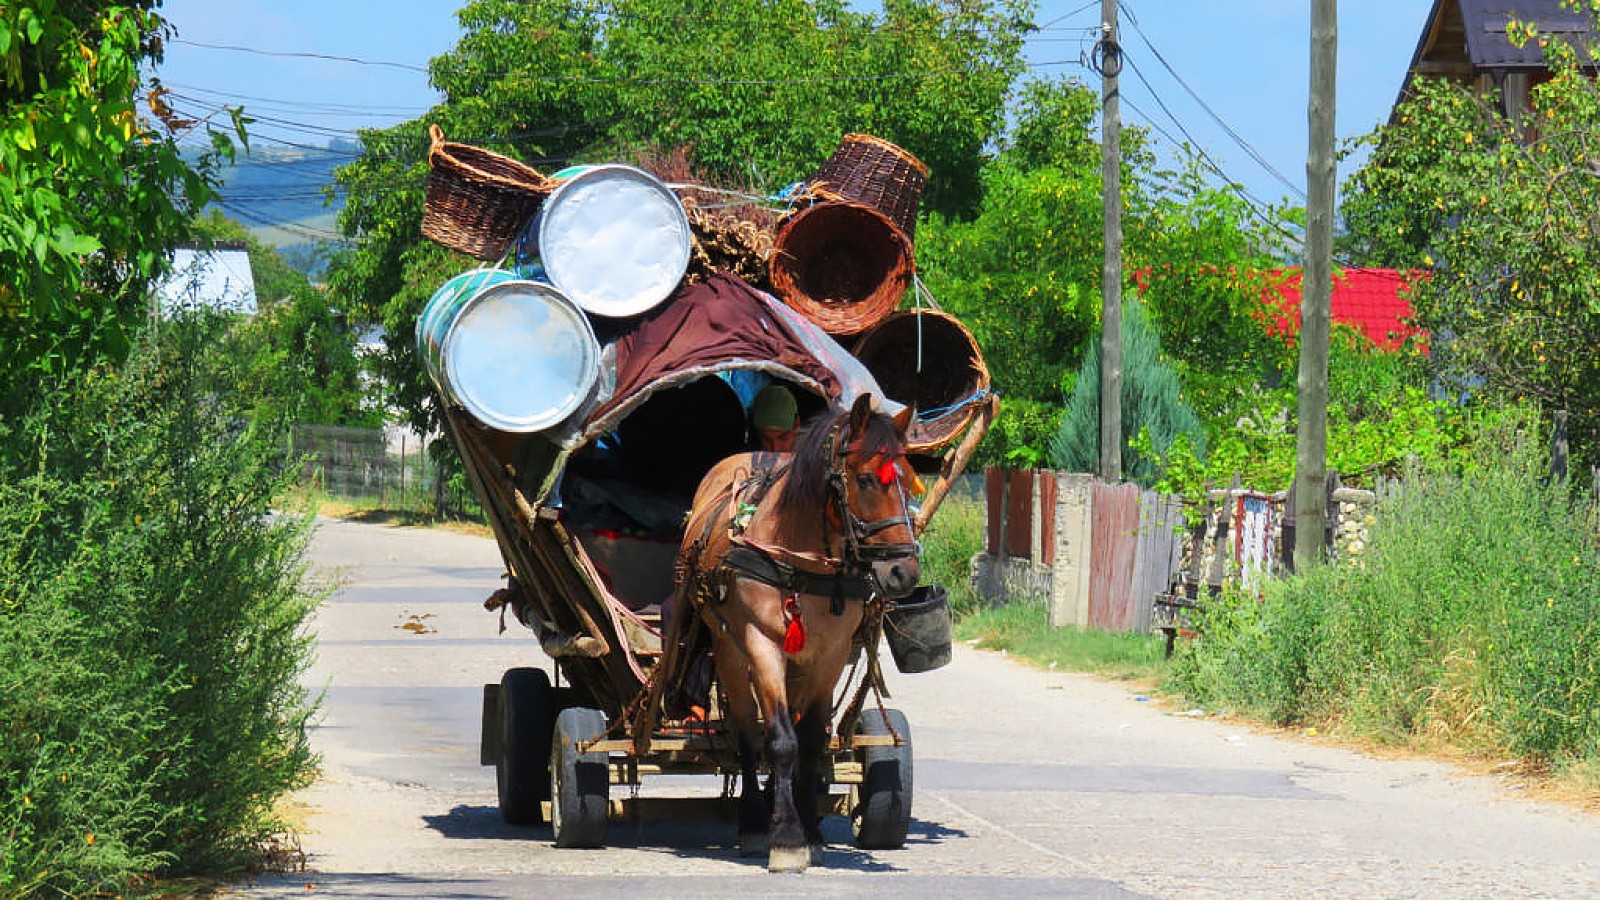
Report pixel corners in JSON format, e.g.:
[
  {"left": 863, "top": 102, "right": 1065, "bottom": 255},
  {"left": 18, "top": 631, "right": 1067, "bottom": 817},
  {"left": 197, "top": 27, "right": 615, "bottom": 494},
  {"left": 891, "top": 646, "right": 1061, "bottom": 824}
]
[{"left": 675, "top": 393, "right": 921, "bottom": 871}]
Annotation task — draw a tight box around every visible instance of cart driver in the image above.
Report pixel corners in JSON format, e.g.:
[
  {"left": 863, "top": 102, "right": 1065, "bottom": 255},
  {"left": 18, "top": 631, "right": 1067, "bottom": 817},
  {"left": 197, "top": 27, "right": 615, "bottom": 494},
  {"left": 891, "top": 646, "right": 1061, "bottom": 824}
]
[{"left": 750, "top": 383, "right": 799, "bottom": 452}]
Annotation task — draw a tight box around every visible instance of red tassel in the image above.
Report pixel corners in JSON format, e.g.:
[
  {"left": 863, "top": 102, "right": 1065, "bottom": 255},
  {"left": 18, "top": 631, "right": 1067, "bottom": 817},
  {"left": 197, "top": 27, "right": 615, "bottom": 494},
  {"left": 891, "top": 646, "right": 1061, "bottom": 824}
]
[{"left": 783, "top": 597, "right": 806, "bottom": 654}]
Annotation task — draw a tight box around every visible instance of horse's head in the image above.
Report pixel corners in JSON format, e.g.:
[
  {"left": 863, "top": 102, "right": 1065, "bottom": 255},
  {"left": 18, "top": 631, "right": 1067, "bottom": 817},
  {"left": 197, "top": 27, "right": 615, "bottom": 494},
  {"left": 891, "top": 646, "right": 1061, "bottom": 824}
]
[{"left": 815, "top": 394, "right": 922, "bottom": 599}]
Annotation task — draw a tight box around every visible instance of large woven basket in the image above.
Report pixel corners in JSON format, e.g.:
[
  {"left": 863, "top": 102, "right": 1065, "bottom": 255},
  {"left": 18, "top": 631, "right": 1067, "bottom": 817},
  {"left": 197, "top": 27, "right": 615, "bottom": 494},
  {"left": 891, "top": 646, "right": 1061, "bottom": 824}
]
[
  {"left": 852, "top": 308, "right": 990, "bottom": 452},
  {"left": 807, "top": 133, "right": 928, "bottom": 241},
  {"left": 421, "top": 124, "right": 553, "bottom": 260},
  {"left": 770, "top": 200, "right": 912, "bottom": 336}
]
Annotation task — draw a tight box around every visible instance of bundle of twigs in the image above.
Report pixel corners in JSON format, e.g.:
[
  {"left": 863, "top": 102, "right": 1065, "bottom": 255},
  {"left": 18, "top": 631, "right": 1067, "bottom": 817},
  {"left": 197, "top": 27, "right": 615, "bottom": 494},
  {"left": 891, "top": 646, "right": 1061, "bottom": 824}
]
[
  {"left": 629, "top": 146, "right": 779, "bottom": 291},
  {"left": 684, "top": 206, "right": 775, "bottom": 291}
]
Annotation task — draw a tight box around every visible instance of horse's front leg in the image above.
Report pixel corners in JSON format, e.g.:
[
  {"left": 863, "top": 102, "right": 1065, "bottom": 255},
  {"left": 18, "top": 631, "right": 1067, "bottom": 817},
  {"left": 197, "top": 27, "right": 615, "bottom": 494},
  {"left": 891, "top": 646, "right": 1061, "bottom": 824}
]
[
  {"left": 793, "top": 701, "right": 830, "bottom": 865},
  {"left": 745, "top": 636, "right": 808, "bottom": 872},
  {"left": 713, "top": 644, "right": 768, "bottom": 857}
]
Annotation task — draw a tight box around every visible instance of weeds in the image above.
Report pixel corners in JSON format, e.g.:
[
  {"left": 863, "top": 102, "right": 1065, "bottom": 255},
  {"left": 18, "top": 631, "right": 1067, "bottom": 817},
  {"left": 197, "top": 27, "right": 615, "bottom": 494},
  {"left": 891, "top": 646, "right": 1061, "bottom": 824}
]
[
  {"left": 1172, "top": 423, "right": 1600, "bottom": 767},
  {"left": 919, "top": 494, "right": 986, "bottom": 616},
  {"left": 956, "top": 600, "right": 1169, "bottom": 681},
  {"left": 0, "top": 320, "right": 320, "bottom": 895}
]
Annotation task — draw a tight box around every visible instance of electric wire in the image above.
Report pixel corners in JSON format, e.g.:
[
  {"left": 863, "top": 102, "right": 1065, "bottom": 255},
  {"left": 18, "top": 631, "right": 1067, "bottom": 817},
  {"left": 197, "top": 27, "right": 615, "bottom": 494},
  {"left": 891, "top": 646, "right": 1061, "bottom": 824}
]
[{"left": 1117, "top": 1, "right": 1307, "bottom": 202}]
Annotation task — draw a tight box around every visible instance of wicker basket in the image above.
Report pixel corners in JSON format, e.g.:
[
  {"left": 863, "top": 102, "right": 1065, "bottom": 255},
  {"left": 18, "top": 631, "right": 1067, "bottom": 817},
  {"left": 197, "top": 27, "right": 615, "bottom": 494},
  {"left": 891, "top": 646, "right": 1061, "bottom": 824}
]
[
  {"left": 852, "top": 309, "right": 990, "bottom": 452},
  {"left": 421, "top": 124, "right": 553, "bottom": 261},
  {"left": 769, "top": 201, "right": 912, "bottom": 336},
  {"left": 807, "top": 133, "right": 928, "bottom": 241}
]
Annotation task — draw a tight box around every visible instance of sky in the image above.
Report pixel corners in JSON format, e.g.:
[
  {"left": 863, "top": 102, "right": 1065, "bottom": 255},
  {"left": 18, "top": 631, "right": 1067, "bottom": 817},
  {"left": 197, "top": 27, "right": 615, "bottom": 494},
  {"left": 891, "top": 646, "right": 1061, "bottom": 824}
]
[{"left": 151, "top": 0, "right": 1439, "bottom": 227}]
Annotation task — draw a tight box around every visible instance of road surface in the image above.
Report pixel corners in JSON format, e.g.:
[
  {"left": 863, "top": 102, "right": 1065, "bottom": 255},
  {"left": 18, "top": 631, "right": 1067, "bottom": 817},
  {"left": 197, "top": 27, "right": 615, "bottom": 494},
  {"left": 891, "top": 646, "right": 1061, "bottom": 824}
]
[{"left": 231, "top": 518, "right": 1600, "bottom": 898}]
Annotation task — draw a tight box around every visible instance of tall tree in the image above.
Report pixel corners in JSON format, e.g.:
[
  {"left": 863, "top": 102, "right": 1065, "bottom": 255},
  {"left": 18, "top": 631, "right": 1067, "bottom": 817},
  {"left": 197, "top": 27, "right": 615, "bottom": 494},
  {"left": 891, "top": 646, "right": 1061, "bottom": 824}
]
[
  {"left": 917, "top": 76, "right": 1292, "bottom": 466},
  {"left": 330, "top": 0, "right": 1033, "bottom": 439},
  {"left": 0, "top": 2, "right": 216, "bottom": 392},
  {"left": 1341, "top": 5, "right": 1600, "bottom": 467}
]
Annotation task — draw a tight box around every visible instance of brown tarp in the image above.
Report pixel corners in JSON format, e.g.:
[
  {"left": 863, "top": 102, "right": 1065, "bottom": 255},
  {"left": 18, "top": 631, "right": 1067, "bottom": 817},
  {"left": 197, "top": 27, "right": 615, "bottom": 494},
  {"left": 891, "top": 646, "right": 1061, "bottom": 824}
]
[{"left": 587, "top": 273, "right": 842, "bottom": 431}]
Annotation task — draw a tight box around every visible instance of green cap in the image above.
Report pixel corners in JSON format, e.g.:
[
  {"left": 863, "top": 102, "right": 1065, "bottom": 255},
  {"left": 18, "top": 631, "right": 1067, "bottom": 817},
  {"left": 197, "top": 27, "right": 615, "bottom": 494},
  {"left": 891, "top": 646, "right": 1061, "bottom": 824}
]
[{"left": 751, "top": 384, "right": 798, "bottom": 431}]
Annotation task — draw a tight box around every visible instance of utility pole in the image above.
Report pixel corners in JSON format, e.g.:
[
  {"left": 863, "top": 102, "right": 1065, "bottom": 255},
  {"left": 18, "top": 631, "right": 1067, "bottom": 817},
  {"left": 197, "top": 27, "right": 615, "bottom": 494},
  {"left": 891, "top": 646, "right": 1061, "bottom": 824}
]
[
  {"left": 1099, "top": 0, "right": 1122, "bottom": 483},
  {"left": 1296, "top": 0, "right": 1336, "bottom": 569}
]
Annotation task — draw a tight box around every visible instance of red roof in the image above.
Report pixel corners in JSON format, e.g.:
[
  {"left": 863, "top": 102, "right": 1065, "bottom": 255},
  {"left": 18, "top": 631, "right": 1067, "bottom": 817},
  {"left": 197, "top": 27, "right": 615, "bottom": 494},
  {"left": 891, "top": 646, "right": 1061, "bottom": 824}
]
[{"left": 1264, "top": 267, "right": 1425, "bottom": 352}]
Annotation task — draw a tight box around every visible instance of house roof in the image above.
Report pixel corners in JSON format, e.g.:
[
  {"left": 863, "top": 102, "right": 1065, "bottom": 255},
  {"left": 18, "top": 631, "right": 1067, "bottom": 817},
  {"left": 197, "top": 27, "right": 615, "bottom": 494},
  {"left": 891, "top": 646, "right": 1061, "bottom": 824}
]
[
  {"left": 1460, "top": 0, "right": 1590, "bottom": 69},
  {"left": 1395, "top": 0, "right": 1595, "bottom": 116},
  {"left": 1264, "top": 268, "right": 1425, "bottom": 352},
  {"left": 154, "top": 247, "right": 258, "bottom": 317}
]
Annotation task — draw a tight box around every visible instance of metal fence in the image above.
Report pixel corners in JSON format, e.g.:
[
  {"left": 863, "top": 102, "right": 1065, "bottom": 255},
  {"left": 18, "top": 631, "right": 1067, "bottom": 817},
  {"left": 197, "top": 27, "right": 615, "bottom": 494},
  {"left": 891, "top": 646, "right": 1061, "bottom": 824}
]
[{"left": 288, "top": 424, "right": 480, "bottom": 517}]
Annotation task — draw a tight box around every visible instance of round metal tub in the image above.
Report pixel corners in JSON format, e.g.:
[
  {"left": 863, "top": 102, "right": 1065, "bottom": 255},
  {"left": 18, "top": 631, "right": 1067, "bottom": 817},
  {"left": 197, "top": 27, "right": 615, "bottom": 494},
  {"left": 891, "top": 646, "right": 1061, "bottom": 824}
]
[
  {"left": 420, "top": 277, "right": 600, "bottom": 432},
  {"left": 516, "top": 164, "right": 692, "bottom": 319}
]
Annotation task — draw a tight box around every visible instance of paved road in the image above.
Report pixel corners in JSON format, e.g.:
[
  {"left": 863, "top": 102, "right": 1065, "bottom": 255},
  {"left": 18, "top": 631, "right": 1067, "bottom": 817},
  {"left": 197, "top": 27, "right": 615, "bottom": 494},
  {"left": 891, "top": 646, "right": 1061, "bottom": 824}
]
[{"left": 233, "top": 518, "right": 1600, "bottom": 898}]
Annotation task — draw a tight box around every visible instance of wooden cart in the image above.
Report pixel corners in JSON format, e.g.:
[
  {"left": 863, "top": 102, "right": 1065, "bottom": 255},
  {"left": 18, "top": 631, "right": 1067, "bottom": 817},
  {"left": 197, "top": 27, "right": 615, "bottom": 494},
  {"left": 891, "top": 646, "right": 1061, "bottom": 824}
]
[{"left": 449, "top": 280, "right": 995, "bottom": 848}]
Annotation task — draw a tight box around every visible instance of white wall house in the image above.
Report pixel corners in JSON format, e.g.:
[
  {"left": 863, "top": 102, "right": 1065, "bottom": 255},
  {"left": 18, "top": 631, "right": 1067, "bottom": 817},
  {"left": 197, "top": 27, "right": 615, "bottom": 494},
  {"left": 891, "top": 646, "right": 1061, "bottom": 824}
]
[{"left": 154, "top": 244, "right": 258, "bottom": 317}]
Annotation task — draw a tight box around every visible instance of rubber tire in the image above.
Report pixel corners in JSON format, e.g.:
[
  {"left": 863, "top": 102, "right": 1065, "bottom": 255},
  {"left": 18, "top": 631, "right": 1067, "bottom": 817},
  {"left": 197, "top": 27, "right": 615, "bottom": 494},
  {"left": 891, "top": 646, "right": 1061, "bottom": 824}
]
[
  {"left": 496, "top": 667, "right": 554, "bottom": 826},
  {"left": 851, "top": 708, "right": 912, "bottom": 849},
  {"left": 550, "top": 706, "right": 610, "bottom": 848}
]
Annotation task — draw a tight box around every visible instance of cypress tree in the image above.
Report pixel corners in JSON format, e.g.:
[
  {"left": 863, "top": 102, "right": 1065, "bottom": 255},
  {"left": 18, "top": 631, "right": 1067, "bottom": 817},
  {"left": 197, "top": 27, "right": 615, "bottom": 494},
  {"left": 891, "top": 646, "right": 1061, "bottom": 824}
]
[{"left": 1052, "top": 294, "right": 1205, "bottom": 486}]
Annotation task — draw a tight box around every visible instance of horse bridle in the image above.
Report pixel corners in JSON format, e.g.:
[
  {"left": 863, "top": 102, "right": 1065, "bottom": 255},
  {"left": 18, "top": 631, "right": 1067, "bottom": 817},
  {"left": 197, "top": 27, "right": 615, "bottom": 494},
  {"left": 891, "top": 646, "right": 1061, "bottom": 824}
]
[{"left": 823, "top": 426, "right": 921, "bottom": 608}]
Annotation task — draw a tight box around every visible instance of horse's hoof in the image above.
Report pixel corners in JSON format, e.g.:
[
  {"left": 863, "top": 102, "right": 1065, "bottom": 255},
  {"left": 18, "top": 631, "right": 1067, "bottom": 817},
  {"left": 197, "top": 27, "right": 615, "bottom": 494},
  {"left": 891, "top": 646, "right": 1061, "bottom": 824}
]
[
  {"left": 768, "top": 844, "right": 810, "bottom": 873},
  {"left": 740, "top": 832, "right": 769, "bottom": 858},
  {"left": 809, "top": 843, "right": 826, "bottom": 866}
]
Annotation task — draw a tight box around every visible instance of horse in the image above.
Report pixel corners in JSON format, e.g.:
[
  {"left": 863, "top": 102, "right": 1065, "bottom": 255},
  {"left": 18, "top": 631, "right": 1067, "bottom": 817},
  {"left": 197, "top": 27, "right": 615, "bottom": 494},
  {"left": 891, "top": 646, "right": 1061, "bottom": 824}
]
[{"left": 674, "top": 393, "right": 921, "bottom": 872}]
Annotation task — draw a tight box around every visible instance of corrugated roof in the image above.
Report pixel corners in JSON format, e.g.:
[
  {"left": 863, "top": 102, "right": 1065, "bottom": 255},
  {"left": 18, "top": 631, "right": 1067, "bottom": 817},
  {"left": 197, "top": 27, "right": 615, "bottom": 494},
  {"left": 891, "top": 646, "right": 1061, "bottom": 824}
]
[
  {"left": 1459, "top": 0, "right": 1592, "bottom": 69},
  {"left": 154, "top": 248, "right": 258, "bottom": 317},
  {"left": 1265, "top": 268, "right": 1426, "bottom": 352}
]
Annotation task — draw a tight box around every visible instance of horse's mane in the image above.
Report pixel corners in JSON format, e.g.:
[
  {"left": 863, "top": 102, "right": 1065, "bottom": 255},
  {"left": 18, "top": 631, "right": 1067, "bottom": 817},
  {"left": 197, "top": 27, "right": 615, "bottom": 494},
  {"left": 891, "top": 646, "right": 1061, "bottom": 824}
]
[{"left": 773, "top": 401, "right": 902, "bottom": 520}]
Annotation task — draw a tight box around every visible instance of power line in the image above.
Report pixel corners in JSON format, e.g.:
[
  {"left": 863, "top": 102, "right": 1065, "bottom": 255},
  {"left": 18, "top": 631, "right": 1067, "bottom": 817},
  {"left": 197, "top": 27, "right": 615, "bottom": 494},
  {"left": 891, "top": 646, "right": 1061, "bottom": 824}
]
[
  {"left": 168, "top": 38, "right": 431, "bottom": 73},
  {"left": 1117, "top": 1, "right": 1306, "bottom": 202}
]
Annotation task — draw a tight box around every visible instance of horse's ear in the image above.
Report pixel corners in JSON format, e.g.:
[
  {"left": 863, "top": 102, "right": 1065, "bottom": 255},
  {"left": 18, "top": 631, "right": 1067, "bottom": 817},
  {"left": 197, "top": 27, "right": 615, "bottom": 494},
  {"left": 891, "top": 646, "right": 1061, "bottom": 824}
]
[
  {"left": 848, "top": 393, "right": 874, "bottom": 435},
  {"left": 891, "top": 404, "right": 914, "bottom": 435}
]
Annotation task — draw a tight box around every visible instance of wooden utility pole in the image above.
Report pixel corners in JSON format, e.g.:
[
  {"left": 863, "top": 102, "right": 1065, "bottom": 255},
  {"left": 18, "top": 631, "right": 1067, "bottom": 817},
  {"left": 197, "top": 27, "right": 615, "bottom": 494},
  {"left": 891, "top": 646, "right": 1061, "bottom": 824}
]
[
  {"left": 1099, "top": 0, "right": 1122, "bottom": 483},
  {"left": 1296, "top": 0, "right": 1336, "bottom": 569}
]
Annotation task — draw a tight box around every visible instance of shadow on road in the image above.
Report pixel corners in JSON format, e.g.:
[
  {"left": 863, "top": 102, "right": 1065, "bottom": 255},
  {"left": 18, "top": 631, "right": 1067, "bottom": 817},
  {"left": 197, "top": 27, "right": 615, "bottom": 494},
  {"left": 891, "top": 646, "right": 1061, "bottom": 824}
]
[{"left": 422, "top": 804, "right": 965, "bottom": 873}]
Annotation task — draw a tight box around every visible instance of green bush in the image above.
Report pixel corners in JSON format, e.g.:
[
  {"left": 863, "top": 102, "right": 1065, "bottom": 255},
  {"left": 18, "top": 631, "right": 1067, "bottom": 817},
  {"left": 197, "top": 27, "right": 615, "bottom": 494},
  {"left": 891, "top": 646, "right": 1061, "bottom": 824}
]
[
  {"left": 0, "top": 321, "right": 320, "bottom": 895},
  {"left": 1053, "top": 294, "right": 1205, "bottom": 487},
  {"left": 918, "top": 495, "right": 986, "bottom": 618},
  {"left": 1172, "top": 418, "right": 1600, "bottom": 763}
]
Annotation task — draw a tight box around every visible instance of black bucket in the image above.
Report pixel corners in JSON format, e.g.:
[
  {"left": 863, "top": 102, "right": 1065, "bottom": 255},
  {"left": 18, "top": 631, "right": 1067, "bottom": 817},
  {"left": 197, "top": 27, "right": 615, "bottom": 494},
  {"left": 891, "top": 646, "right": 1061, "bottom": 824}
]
[{"left": 883, "top": 585, "right": 953, "bottom": 674}]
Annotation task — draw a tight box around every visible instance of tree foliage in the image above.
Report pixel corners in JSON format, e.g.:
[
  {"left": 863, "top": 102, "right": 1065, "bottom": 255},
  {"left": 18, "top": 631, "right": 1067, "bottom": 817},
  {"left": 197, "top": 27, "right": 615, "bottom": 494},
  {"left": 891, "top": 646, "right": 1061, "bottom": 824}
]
[
  {"left": 0, "top": 2, "right": 216, "bottom": 390},
  {"left": 1341, "top": 6, "right": 1600, "bottom": 465},
  {"left": 1051, "top": 293, "right": 1204, "bottom": 486},
  {"left": 193, "top": 211, "right": 378, "bottom": 426},
  {"left": 331, "top": 0, "right": 1032, "bottom": 439},
  {"left": 916, "top": 76, "right": 1293, "bottom": 467}
]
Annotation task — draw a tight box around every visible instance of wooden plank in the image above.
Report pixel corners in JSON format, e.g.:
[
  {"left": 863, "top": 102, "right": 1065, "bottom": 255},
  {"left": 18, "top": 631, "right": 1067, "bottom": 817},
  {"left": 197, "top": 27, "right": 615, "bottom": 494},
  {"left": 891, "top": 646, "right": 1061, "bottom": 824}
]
[
  {"left": 1128, "top": 490, "right": 1158, "bottom": 634},
  {"left": 1040, "top": 471, "right": 1058, "bottom": 566},
  {"left": 1089, "top": 481, "right": 1140, "bottom": 631},
  {"left": 1005, "top": 469, "right": 1033, "bottom": 558},
  {"left": 985, "top": 467, "right": 1004, "bottom": 554},
  {"left": 1128, "top": 493, "right": 1183, "bottom": 634}
]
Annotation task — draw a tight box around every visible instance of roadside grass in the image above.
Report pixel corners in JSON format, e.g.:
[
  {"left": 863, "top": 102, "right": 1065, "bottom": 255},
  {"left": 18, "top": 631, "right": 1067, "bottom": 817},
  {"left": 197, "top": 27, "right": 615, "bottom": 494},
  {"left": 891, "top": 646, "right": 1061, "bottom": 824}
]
[
  {"left": 1168, "top": 424, "right": 1600, "bottom": 808},
  {"left": 286, "top": 487, "right": 492, "bottom": 538},
  {"left": 955, "top": 601, "right": 1170, "bottom": 683}
]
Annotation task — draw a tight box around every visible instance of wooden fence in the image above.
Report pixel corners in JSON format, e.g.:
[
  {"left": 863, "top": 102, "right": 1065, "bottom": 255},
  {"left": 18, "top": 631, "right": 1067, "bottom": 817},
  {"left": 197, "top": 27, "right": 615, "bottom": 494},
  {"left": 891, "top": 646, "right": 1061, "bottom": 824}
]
[
  {"left": 973, "top": 468, "right": 1374, "bottom": 634},
  {"left": 974, "top": 469, "right": 1183, "bottom": 633}
]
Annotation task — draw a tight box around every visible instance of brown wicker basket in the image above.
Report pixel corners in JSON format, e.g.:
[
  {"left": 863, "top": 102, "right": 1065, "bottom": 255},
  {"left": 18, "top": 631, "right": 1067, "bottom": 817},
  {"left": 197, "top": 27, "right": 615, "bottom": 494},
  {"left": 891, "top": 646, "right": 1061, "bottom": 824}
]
[
  {"left": 770, "top": 200, "right": 912, "bottom": 336},
  {"left": 807, "top": 133, "right": 928, "bottom": 241},
  {"left": 852, "top": 309, "right": 990, "bottom": 452},
  {"left": 421, "top": 124, "right": 553, "bottom": 260}
]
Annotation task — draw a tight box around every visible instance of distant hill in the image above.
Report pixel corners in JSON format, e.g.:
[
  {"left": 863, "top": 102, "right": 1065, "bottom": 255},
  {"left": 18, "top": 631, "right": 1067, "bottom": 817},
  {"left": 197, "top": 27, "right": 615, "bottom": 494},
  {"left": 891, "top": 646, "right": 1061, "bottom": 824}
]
[{"left": 199, "top": 140, "right": 359, "bottom": 277}]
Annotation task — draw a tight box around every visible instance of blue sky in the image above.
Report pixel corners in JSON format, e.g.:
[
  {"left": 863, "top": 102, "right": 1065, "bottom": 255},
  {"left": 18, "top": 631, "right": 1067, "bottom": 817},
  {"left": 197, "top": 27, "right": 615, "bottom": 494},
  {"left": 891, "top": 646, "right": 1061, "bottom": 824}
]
[{"left": 152, "top": 0, "right": 1437, "bottom": 211}]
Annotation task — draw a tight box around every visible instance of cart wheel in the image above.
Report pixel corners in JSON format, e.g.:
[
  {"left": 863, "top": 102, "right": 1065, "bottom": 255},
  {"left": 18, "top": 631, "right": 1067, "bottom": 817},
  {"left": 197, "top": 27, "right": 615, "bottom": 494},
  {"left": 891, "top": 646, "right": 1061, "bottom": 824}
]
[
  {"left": 851, "top": 707, "right": 912, "bottom": 850},
  {"left": 496, "top": 667, "right": 553, "bottom": 826},
  {"left": 550, "top": 706, "right": 609, "bottom": 848}
]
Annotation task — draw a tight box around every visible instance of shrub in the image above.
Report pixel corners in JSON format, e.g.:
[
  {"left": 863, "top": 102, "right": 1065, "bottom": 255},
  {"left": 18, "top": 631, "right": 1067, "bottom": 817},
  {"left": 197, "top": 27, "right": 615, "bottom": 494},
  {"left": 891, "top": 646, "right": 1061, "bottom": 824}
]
[
  {"left": 0, "top": 320, "right": 320, "bottom": 894},
  {"left": 918, "top": 495, "right": 986, "bottom": 618},
  {"left": 1172, "top": 417, "right": 1600, "bottom": 763},
  {"left": 1052, "top": 294, "right": 1205, "bottom": 487}
]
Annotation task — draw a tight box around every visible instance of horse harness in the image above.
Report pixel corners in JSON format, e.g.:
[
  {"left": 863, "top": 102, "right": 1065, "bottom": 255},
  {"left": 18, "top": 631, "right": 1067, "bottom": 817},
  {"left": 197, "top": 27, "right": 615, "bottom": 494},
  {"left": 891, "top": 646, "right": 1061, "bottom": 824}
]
[{"left": 699, "top": 438, "right": 919, "bottom": 618}]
